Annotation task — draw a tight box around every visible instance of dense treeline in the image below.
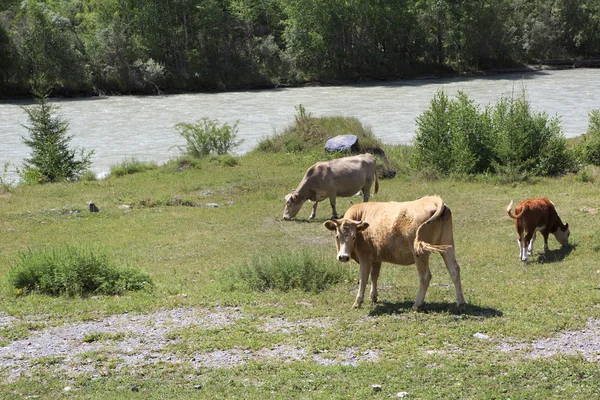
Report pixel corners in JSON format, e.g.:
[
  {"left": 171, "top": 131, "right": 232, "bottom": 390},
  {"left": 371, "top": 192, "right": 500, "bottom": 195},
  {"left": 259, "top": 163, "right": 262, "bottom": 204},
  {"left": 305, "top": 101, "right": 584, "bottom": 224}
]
[{"left": 1, "top": 0, "right": 599, "bottom": 97}]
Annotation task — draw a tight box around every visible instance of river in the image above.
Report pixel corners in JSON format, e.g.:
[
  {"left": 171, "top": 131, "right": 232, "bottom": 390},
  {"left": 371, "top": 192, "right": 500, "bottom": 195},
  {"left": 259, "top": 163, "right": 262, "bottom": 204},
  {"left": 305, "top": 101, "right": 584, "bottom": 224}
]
[{"left": 1, "top": 68, "right": 599, "bottom": 182}]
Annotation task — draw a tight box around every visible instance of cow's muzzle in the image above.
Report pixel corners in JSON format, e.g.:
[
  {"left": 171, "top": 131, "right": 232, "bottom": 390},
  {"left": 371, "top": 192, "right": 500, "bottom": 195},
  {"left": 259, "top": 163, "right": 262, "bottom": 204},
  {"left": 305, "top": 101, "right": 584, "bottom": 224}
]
[{"left": 337, "top": 254, "right": 350, "bottom": 262}]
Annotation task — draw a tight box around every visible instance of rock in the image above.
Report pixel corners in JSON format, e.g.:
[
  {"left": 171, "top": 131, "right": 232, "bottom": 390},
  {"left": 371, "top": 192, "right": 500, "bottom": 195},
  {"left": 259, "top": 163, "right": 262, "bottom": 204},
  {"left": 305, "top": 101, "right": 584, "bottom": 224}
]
[
  {"left": 397, "top": 392, "right": 409, "bottom": 398},
  {"left": 205, "top": 203, "right": 219, "bottom": 208},
  {"left": 371, "top": 384, "right": 382, "bottom": 392},
  {"left": 473, "top": 332, "right": 491, "bottom": 340},
  {"left": 63, "top": 386, "right": 72, "bottom": 392},
  {"left": 194, "top": 385, "right": 202, "bottom": 390},
  {"left": 119, "top": 205, "right": 132, "bottom": 209},
  {"left": 88, "top": 202, "right": 99, "bottom": 212},
  {"left": 131, "top": 384, "right": 139, "bottom": 392},
  {"left": 325, "top": 135, "right": 359, "bottom": 153}
]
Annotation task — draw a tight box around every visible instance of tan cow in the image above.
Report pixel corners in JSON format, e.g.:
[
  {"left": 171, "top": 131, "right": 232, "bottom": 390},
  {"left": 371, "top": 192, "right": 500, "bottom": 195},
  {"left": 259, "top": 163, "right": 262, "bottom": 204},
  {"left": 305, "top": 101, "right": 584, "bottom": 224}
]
[
  {"left": 324, "top": 196, "right": 466, "bottom": 310},
  {"left": 506, "top": 198, "right": 570, "bottom": 263},
  {"left": 283, "top": 153, "right": 378, "bottom": 220}
]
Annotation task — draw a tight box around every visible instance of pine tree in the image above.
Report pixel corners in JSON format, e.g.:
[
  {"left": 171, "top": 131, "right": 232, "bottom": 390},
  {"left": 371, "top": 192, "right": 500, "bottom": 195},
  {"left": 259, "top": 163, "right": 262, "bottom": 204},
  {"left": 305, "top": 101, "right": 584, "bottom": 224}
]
[{"left": 21, "top": 89, "right": 93, "bottom": 183}]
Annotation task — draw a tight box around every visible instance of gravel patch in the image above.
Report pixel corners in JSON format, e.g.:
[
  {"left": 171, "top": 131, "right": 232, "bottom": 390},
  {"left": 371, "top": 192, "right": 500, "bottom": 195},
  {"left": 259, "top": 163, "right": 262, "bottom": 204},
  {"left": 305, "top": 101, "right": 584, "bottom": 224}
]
[
  {"left": 0, "top": 307, "right": 378, "bottom": 382},
  {"left": 499, "top": 319, "right": 600, "bottom": 362},
  {"left": 0, "top": 307, "right": 243, "bottom": 381},
  {"left": 263, "top": 316, "right": 334, "bottom": 334}
]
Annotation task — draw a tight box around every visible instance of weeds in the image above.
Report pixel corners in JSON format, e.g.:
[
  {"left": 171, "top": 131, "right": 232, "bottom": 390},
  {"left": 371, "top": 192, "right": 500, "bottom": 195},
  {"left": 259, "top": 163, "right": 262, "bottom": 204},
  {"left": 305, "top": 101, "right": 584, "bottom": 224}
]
[
  {"left": 220, "top": 250, "right": 353, "bottom": 293},
  {"left": 7, "top": 245, "right": 153, "bottom": 296},
  {"left": 110, "top": 159, "right": 158, "bottom": 177}
]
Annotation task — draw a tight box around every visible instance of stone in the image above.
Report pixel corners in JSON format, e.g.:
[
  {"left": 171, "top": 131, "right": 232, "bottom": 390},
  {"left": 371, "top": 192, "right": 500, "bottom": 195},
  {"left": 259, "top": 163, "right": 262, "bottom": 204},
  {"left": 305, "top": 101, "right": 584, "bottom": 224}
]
[
  {"left": 88, "top": 202, "right": 99, "bottom": 212},
  {"left": 371, "top": 384, "right": 382, "bottom": 392},
  {"left": 325, "top": 135, "right": 359, "bottom": 153}
]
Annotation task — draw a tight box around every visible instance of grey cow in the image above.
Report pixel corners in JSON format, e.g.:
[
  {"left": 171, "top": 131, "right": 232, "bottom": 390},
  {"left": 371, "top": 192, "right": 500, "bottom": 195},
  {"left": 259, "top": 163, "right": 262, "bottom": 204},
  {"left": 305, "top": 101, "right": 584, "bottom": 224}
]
[{"left": 283, "top": 153, "right": 378, "bottom": 220}]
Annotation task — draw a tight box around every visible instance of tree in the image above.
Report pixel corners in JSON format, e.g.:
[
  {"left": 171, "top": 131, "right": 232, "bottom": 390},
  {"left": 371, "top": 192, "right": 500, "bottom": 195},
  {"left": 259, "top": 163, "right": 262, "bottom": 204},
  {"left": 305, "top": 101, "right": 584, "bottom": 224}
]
[{"left": 21, "top": 88, "right": 93, "bottom": 183}]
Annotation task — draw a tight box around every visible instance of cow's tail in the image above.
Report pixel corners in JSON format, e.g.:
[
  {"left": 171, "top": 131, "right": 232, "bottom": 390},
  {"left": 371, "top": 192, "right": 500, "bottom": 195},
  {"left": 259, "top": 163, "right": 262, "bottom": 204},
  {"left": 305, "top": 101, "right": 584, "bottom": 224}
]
[
  {"left": 506, "top": 200, "right": 525, "bottom": 220},
  {"left": 414, "top": 197, "right": 452, "bottom": 256},
  {"left": 373, "top": 173, "right": 379, "bottom": 195}
]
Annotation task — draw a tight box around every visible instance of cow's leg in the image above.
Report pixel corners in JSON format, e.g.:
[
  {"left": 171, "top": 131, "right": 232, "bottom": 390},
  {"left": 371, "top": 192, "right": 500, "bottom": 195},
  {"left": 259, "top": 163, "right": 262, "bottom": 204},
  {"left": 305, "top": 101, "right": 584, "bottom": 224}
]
[
  {"left": 329, "top": 194, "right": 338, "bottom": 219},
  {"left": 440, "top": 247, "right": 466, "bottom": 308},
  {"left": 353, "top": 258, "right": 372, "bottom": 308},
  {"left": 413, "top": 253, "right": 431, "bottom": 310},
  {"left": 362, "top": 183, "right": 371, "bottom": 202},
  {"left": 527, "top": 231, "right": 536, "bottom": 255},
  {"left": 541, "top": 230, "right": 550, "bottom": 252},
  {"left": 309, "top": 200, "right": 318, "bottom": 220},
  {"left": 521, "top": 232, "right": 534, "bottom": 264},
  {"left": 369, "top": 261, "right": 382, "bottom": 303}
]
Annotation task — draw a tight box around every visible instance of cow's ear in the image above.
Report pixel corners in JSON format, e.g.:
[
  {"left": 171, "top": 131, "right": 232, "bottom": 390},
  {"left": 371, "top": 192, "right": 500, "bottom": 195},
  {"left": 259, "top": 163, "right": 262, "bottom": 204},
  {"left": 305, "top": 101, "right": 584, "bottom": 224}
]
[
  {"left": 564, "top": 223, "right": 569, "bottom": 230},
  {"left": 324, "top": 220, "right": 338, "bottom": 231},
  {"left": 356, "top": 221, "right": 369, "bottom": 232}
]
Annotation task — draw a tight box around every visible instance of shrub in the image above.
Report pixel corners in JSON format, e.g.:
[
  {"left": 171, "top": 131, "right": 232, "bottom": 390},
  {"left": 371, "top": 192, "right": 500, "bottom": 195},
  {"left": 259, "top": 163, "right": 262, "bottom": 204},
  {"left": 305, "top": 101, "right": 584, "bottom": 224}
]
[
  {"left": 413, "top": 89, "right": 578, "bottom": 178},
  {"left": 174, "top": 118, "right": 243, "bottom": 158},
  {"left": 219, "top": 250, "right": 354, "bottom": 293},
  {"left": 582, "top": 109, "right": 600, "bottom": 165},
  {"left": 110, "top": 159, "right": 158, "bottom": 177},
  {"left": 8, "top": 246, "right": 153, "bottom": 297},
  {"left": 20, "top": 88, "right": 93, "bottom": 183},
  {"left": 490, "top": 90, "right": 578, "bottom": 176}
]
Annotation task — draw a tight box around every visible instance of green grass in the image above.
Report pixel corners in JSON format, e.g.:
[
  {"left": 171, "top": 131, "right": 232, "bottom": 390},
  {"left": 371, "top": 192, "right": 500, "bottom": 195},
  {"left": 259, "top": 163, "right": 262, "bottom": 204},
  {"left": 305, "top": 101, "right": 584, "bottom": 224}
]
[
  {"left": 8, "top": 245, "right": 153, "bottom": 296},
  {"left": 1, "top": 150, "right": 600, "bottom": 398}
]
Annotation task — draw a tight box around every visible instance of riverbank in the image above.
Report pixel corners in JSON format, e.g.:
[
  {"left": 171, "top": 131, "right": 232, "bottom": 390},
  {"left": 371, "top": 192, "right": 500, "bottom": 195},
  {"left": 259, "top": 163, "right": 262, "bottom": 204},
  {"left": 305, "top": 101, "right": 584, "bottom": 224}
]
[{"left": 2, "top": 60, "right": 599, "bottom": 101}]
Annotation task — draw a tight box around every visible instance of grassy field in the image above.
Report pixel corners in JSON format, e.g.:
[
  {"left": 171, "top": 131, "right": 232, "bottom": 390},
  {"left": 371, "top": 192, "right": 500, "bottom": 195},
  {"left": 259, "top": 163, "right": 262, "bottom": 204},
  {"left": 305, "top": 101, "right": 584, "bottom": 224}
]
[{"left": 1, "top": 150, "right": 600, "bottom": 399}]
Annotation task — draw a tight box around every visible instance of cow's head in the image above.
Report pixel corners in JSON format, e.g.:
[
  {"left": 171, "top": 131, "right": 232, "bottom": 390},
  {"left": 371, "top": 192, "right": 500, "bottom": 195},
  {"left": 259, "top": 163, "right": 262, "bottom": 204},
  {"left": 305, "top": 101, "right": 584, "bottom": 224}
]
[
  {"left": 554, "top": 223, "right": 570, "bottom": 246},
  {"left": 283, "top": 191, "right": 303, "bottom": 220},
  {"left": 324, "top": 218, "right": 369, "bottom": 262}
]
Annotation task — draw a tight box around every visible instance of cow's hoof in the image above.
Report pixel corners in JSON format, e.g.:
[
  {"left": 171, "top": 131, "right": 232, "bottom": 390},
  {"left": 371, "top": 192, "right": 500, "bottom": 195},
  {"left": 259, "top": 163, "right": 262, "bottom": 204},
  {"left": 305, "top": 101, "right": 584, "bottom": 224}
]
[
  {"left": 411, "top": 304, "right": 424, "bottom": 312},
  {"left": 352, "top": 301, "right": 363, "bottom": 309},
  {"left": 370, "top": 296, "right": 378, "bottom": 304}
]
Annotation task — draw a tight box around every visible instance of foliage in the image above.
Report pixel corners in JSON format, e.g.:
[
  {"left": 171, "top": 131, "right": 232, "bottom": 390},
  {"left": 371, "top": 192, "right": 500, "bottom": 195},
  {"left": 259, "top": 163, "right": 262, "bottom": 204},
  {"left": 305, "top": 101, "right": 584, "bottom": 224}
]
[
  {"left": 20, "top": 89, "right": 93, "bottom": 183},
  {"left": 1, "top": 0, "right": 600, "bottom": 94},
  {"left": 220, "top": 250, "right": 353, "bottom": 293},
  {"left": 174, "top": 118, "right": 243, "bottom": 158},
  {"left": 413, "top": 89, "right": 579, "bottom": 179},
  {"left": 8, "top": 245, "right": 153, "bottom": 297},
  {"left": 581, "top": 109, "right": 600, "bottom": 165},
  {"left": 109, "top": 159, "right": 158, "bottom": 177}
]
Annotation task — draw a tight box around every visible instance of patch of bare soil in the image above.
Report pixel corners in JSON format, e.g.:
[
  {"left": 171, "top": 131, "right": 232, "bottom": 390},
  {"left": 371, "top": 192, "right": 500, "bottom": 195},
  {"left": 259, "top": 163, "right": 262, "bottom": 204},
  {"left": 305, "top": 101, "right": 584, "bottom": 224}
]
[
  {"left": 499, "top": 319, "right": 600, "bottom": 362},
  {"left": 0, "top": 307, "right": 380, "bottom": 382}
]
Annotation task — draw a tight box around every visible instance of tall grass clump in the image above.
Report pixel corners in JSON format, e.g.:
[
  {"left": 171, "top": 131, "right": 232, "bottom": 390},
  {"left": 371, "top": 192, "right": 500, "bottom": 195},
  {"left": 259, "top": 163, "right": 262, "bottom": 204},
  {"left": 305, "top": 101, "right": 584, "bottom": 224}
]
[
  {"left": 581, "top": 109, "right": 600, "bottom": 165},
  {"left": 110, "top": 158, "right": 158, "bottom": 177},
  {"left": 174, "top": 118, "right": 243, "bottom": 157},
  {"left": 219, "top": 250, "right": 353, "bottom": 293},
  {"left": 256, "top": 104, "right": 384, "bottom": 153},
  {"left": 7, "top": 246, "right": 153, "bottom": 296},
  {"left": 412, "top": 89, "right": 579, "bottom": 180}
]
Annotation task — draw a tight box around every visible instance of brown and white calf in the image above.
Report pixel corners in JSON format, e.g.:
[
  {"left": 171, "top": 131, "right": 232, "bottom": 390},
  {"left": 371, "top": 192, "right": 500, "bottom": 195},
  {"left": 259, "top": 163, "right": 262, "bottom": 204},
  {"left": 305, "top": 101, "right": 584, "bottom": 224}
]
[
  {"left": 506, "top": 198, "right": 570, "bottom": 263},
  {"left": 324, "top": 196, "right": 466, "bottom": 310},
  {"left": 283, "top": 153, "right": 378, "bottom": 220}
]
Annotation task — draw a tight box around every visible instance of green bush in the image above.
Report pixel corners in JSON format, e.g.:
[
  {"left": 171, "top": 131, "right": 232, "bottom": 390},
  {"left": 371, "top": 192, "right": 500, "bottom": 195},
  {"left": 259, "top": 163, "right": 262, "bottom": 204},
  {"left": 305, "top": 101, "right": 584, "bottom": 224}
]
[
  {"left": 20, "top": 88, "right": 93, "bottom": 183},
  {"left": 582, "top": 109, "right": 600, "bottom": 165},
  {"left": 8, "top": 246, "right": 153, "bottom": 297},
  {"left": 110, "top": 159, "right": 158, "bottom": 177},
  {"left": 220, "top": 250, "right": 354, "bottom": 293},
  {"left": 174, "top": 118, "right": 243, "bottom": 158},
  {"left": 413, "top": 89, "right": 578, "bottom": 178}
]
